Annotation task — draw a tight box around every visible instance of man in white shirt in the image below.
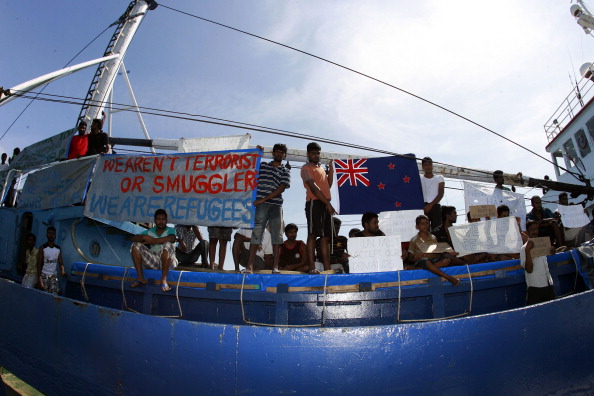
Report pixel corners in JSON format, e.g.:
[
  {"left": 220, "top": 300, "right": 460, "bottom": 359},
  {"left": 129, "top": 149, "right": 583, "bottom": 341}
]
[
  {"left": 520, "top": 220, "right": 556, "bottom": 305},
  {"left": 420, "top": 157, "right": 445, "bottom": 231}
]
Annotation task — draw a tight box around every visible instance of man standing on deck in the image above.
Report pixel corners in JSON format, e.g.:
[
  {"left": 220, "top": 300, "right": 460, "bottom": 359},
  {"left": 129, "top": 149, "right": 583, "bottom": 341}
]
[
  {"left": 493, "top": 170, "right": 511, "bottom": 191},
  {"left": 37, "top": 226, "right": 65, "bottom": 294},
  {"left": 22, "top": 233, "right": 38, "bottom": 288},
  {"left": 245, "top": 144, "right": 291, "bottom": 273},
  {"left": 301, "top": 142, "right": 335, "bottom": 272},
  {"left": 420, "top": 157, "right": 444, "bottom": 231},
  {"left": 86, "top": 118, "right": 110, "bottom": 155},
  {"left": 0, "top": 153, "right": 8, "bottom": 171},
  {"left": 130, "top": 209, "right": 177, "bottom": 292},
  {"left": 67, "top": 121, "right": 89, "bottom": 159}
]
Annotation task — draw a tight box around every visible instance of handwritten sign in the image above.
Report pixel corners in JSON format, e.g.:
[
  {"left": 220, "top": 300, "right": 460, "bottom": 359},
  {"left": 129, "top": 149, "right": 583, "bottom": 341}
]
[
  {"left": 449, "top": 217, "right": 522, "bottom": 256},
  {"left": 469, "top": 205, "right": 497, "bottom": 220},
  {"left": 464, "top": 181, "right": 527, "bottom": 230},
  {"left": 557, "top": 205, "right": 590, "bottom": 228},
  {"left": 417, "top": 242, "right": 454, "bottom": 254},
  {"left": 528, "top": 237, "right": 552, "bottom": 258},
  {"left": 0, "top": 128, "right": 76, "bottom": 187},
  {"left": 348, "top": 235, "right": 402, "bottom": 273},
  {"left": 19, "top": 157, "right": 95, "bottom": 210},
  {"left": 84, "top": 150, "right": 261, "bottom": 227},
  {"left": 378, "top": 209, "right": 424, "bottom": 241}
]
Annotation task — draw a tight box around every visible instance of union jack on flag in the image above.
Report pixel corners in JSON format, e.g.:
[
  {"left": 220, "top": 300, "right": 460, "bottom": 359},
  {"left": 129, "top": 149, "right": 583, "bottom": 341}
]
[
  {"left": 335, "top": 159, "right": 370, "bottom": 187},
  {"left": 333, "top": 155, "right": 424, "bottom": 215}
]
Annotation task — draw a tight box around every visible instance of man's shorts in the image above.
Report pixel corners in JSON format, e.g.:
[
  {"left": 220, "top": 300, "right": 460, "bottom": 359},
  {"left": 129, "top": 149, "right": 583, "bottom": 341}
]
[
  {"left": 251, "top": 203, "right": 283, "bottom": 245},
  {"left": 207, "top": 226, "right": 233, "bottom": 241},
  {"left": 414, "top": 254, "right": 448, "bottom": 270},
  {"left": 22, "top": 273, "right": 37, "bottom": 289},
  {"left": 132, "top": 242, "right": 178, "bottom": 270},
  {"left": 305, "top": 199, "right": 332, "bottom": 238},
  {"left": 526, "top": 285, "right": 556, "bottom": 305},
  {"left": 40, "top": 273, "right": 60, "bottom": 294}
]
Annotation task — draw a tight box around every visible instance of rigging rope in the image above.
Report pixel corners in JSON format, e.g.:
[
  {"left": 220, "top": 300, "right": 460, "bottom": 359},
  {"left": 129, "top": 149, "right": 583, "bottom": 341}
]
[
  {"left": 12, "top": 89, "right": 510, "bottom": 180},
  {"left": 159, "top": 3, "right": 578, "bottom": 179},
  {"left": 0, "top": 25, "right": 113, "bottom": 142}
]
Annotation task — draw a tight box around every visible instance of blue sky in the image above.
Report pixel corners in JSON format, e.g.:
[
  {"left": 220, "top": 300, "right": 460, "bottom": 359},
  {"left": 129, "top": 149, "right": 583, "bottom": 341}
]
[{"left": 2, "top": 0, "right": 594, "bottom": 236}]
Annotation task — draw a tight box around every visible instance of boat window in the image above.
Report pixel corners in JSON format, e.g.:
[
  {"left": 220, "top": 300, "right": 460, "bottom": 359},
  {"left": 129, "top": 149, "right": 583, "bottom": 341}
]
[
  {"left": 562, "top": 139, "right": 579, "bottom": 168},
  {"left": 574, "top": 128, "right": 591, "bottom": 158},
  {"left": 586, "top": 115, "right": 594, "bottom": 141}
]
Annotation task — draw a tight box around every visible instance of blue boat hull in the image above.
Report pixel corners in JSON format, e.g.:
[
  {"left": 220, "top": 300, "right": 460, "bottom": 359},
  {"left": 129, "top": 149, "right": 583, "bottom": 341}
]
[
  {"left": 1, "top": 277, "right": 593, "bottom": 395},
  {"left": 63, "top": 251, "right": 582, "bottom": 326}
]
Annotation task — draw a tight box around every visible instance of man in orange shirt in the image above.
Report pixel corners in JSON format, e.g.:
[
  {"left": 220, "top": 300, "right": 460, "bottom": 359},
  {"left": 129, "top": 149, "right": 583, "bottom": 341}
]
[
  {"left": 67, "top": 121, "right": 88, "bottom": 159},
  {"left": 301, "top": 142, "right": 335, "bottom": 272}
]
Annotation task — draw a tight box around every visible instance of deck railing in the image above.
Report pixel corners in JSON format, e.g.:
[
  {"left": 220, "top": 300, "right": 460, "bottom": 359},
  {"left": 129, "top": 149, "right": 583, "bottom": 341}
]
[{"left": 544, "top": 74, "right": 594, "bottom": 142}]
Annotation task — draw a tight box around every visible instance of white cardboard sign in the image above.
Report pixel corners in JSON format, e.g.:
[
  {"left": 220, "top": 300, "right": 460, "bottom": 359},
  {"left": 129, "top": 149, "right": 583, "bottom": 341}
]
[
  {"left": 557, "top": 205, "right": 590, "bottom": 228},
  {"left": 348, "top": 235, "right": 403, "bottom": 273},
  {"left": 464, "top": 181, "right": 527, "bottom": 230},
  {"left": 449, "top": 217, "right": 522, "bottom": 256},
  {"left": 378, "top": 209, "right": 424, "bottom": 242}
]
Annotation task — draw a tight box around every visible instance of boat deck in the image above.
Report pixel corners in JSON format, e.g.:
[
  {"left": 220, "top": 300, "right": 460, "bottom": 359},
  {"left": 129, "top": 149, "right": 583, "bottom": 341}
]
[{"left": 66, "top": 251, "right": 584, "bottom": 326}]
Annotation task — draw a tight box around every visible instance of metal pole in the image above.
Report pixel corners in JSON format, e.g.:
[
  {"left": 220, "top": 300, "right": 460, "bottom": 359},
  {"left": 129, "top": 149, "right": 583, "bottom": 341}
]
[{"left": 120, "top": 61, "right": 156, "bottom": 154}]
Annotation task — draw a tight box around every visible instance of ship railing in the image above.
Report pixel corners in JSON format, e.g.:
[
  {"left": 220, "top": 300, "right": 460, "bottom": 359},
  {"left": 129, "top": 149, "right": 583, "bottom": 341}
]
[{"left": 544, "top": 74, "right": 594, "bottom": 142}]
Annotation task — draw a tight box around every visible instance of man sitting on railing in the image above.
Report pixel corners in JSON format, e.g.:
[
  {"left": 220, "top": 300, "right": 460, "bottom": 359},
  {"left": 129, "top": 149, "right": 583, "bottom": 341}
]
[
  {"left": 130, "top": 209, "right": 177, "bottom": 292},
  {"left": 401, "top": 215, "right": 460, "bottom": 286},
  {"left": 279, "top": 223, "right": 310, "bottom": 272}
]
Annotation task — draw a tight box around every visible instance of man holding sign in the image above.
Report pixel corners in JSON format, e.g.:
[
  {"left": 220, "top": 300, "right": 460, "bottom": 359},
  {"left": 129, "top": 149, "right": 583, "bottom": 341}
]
[
  {"left": 520, "top": 220, "right": 556, "bottom": 305},
  {"left": 402, "top": 215, "right": 460, "bottom": 286}
]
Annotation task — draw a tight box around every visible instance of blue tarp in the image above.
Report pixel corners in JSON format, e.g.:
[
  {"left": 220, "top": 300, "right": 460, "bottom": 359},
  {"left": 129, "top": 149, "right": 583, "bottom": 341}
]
[{"left": 71, "top": 254, "right": 531, "bottom": 291}]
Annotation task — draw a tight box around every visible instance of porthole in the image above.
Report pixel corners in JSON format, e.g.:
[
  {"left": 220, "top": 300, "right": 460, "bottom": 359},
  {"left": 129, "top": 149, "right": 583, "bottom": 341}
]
[{"left": 89, "top": 240, "right": 101, "bottom": 258}]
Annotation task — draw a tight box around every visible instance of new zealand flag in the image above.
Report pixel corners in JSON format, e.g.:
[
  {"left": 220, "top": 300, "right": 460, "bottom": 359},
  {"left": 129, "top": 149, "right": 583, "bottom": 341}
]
[{"left": 334, "top": 154, "right": 424, "bottom": 215}]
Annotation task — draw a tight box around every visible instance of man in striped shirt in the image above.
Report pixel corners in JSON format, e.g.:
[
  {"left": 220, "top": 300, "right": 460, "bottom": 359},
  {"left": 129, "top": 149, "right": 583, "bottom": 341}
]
[{"left": 246, "top": 144, "right": 291, "bottom": 273}]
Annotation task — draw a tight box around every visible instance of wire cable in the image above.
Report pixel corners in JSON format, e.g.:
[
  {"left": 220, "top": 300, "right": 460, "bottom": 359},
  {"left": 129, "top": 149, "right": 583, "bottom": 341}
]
[
  {"left": 12, "top": 90, "right": 503, "bottom": 178},
  {"left": 159, "top": 3, "right": 577, "bottom": 179},
  {"left": 0, "top": 25, "right": 113, "bottom": 142}
]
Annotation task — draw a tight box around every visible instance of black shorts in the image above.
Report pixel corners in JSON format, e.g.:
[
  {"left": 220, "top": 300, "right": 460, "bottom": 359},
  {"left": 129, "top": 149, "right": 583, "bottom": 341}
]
[
  {"left": 425, "top": 203, "right": 442, "bottom": 231},
  {"left": 414, "top": 254, "right": 448, "bottom": 270},
  {"left": 526, "top": 286, "right": 556, "bottom": 306},
  {"left": 305, "top": 200, "right": 332, "bottom": 238}
]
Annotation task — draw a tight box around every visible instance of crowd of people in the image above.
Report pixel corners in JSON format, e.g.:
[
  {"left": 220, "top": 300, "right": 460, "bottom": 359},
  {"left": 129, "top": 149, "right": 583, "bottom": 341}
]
[
  {"left": 0, "top": 147, "right": 21, "bottom": 207},
  {"left": 21, "top": 140, "right": 590, "bottom": 305},
  {"left": 21, "top": 226, "right": 65, "bottom": 294}
]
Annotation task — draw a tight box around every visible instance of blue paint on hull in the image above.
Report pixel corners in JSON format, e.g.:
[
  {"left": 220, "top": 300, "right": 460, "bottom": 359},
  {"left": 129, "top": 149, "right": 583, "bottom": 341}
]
[{"left": 1, "top": 277, "right": 593, "bottom": 395}]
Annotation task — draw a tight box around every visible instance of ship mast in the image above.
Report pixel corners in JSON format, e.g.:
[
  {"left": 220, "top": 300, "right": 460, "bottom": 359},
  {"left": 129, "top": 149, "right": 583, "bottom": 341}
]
[{"left": 77, "top": 0, "right": 157, "bottom": 126}]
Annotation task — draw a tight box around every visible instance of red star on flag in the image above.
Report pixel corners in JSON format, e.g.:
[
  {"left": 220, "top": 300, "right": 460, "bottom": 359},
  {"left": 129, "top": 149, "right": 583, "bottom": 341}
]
[
  {"left": 378, "top": 182, "right": 385, "bottom": 190},
  {"left": 388, "top": 163, "right": 395, "bottom": 170},
  {"left": 394, "top": 201, "right": 402, "bottom": 208},
  {"left": 402, "top": 175, "right": 410, "bottom": 183}
]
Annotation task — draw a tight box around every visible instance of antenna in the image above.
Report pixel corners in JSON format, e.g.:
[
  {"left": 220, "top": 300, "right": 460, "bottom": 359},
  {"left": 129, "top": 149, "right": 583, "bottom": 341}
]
[{"left": 571, "top": 1, "right": 594, "bottom": 33}]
